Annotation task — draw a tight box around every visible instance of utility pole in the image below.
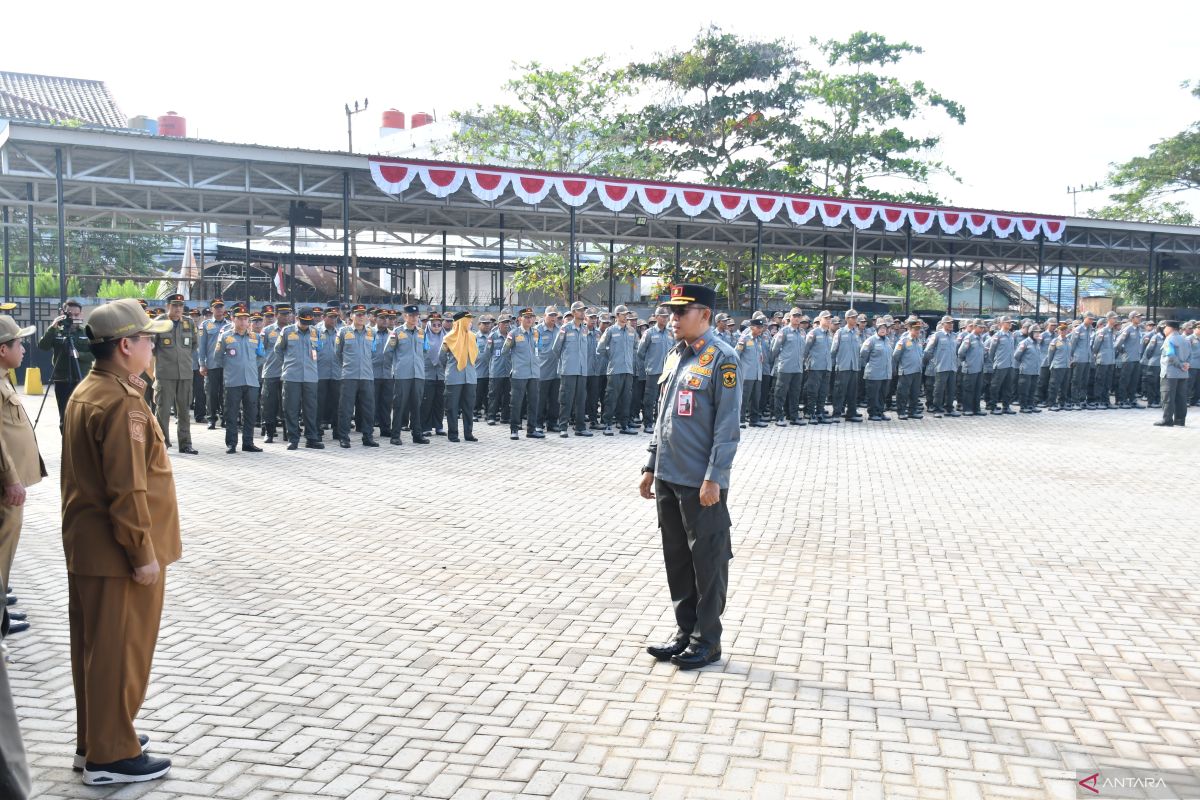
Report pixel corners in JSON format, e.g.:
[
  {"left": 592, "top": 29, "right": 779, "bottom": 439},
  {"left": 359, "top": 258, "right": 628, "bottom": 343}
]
[{"left": 344, "top": 98, "right": 369, "bottom": 153}]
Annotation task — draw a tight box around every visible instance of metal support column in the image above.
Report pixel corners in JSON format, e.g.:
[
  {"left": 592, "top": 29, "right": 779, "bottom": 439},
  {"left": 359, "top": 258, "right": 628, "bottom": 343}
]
[
  {"left": 1073, "top": 266, "right": 1080, "bottom": 317},
  {"left": 946, "top": 243, "right": 955, "bottom": 317},
  {"left": 849, "top": 226, "right": 858, "bottom": 311},
  {"left": 673, "top": 224, "right": 681, "bottom": 284},
  {"left": 871, "top": 256, "right": 878, "bottom": 304},
  {"left": 2, "top": 206, "right": 9, "bottom": 302},
  {"left": 1035, "top": 235, "right": 1044, "bottom": 320},
  {"left": 1057, "top": 248, "right": 1065, "bottom": 320},
  {"left": 441, "top": 230, "right": 448, "bottom": 312},
  {"left": 27, "top": 184, "right": 35, "bottom": 328},
  {"left": 1146, "top": 233, "right": 1155, "bottom": 321},
  {"left": 903, "top": 227, "right": 913, "bottom": 315},
  {"left": 55, "top": 148, "right": 67, "bottom": 303},
  {"left": 978, "top": 261, "right": 985, "bottom": 316},
  {"left": 498, "top": 214, "right": 505, "bottom": 311},
  {"left": 821, "top": 249, "right": 829, "bottom": 307},
  {"left": 289, "top": 222, "right": 297, "bottom": 301},
  {"left": 753, "top": 220, "right": 762, "bottom": 313},
  {"left": 608, "top": 239, "right": 615, "bottom": 310},
  {"left": 244, "top": 221, "right": 251, "bottom": 303},
  {"left": 341, "top": 171, "right": 350, "bottom": 303},
  {"left": 568, "top": 206, "right": 576, "bottom": 304}
]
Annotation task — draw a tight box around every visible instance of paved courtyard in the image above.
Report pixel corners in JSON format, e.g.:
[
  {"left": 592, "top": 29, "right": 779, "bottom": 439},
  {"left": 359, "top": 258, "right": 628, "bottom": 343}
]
[{"left": 7, "top": 393, "right": 1200, "bottom": 800}]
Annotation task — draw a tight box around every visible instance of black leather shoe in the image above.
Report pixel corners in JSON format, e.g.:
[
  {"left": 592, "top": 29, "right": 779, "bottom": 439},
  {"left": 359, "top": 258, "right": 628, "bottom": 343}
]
[
  {"left": 207, "top": 421, "right": 217, "bottom": 430},
  {"left": 362, "top": 438, "right": 380, "bottom": 447},
  {"left": 413, "top": 436, "right": 430, "bottom": 444},
  {"left": 242, "top": 444, "right": 263, "bottom": 453},
  {"left": 1154, "top": 421, "right": 1174, "bottom": 427},
  {"left": 671, "top": 643, "right": 722, "bottom": 670},
  {"left": 287, "top": 442, "right": 298, "bottom": 450},
  {"left": 464, "top": 434, "right": 479, "bottom": 442},
  {"left": 647, "top": 637, "right": 690, "bottom": 661},
  {"left": 574, "top": 430, "right": 593, "bottom": 437},
  {"left": 264, "top": 434, "right": 275, "bottom": 444},
  {"left": 447, "top": 434, "right": 461, "bottom": 442},
  {"left": 5, "top": 593, "right": 16, "bottom": 606},
  {"left": 226, "top": 446, "right": 237, "bottom": 454},
  {"left": 179, "top": 446, "right": 198, "bottom": 455},
  {"left": 340, "top": 439, "right": 351, "bottom": 448},
  {"left": 7, "top": 610, "right": 25, "bottom": 621},
  {"left": 305, "top": 441, "right": 325, "bottom": 449},
  {"left": 7, "top": 620, "right": 29, "bottom": 634},
  {"left": 390, "top": 437, "right": 402, "bottom": 445},
  {"left": 527, "top": 431, "right": 545, "bottom": 439}
]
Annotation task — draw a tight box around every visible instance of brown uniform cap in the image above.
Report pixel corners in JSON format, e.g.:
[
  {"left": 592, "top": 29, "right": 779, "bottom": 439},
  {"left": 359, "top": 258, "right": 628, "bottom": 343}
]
[{"left": 85, "top": 299, "right": 172, "bottom": 344}]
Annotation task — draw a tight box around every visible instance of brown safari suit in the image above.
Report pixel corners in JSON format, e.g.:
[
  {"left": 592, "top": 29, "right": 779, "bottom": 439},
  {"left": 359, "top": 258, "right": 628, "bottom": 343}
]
[
  {"left": 0, "top": 374, "right": 45, "bottom": 593},
  {"left": 61, "top": 363, "right": 182, "bottom": 765}
]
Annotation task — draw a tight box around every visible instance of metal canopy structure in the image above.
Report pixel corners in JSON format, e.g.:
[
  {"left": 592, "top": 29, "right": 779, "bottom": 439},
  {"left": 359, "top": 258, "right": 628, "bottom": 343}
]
[{"left": 2, "top": 119, "right": 1198, "bottom": 317}]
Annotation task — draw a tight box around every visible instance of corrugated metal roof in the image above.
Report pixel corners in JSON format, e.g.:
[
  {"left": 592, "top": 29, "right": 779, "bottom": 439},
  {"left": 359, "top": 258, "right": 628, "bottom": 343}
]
[{"left": 0, "top": 71, "right": 126, "bottom": 128}]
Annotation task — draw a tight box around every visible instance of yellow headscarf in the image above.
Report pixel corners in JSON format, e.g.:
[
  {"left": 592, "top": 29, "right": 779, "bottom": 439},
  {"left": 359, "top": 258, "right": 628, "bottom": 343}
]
[{"left": 443, "top": 315, "right": 478, "bottom": 371}]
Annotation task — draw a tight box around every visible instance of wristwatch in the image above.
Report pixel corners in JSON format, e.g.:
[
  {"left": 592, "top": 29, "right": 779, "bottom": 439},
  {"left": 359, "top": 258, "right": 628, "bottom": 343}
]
[{"left": 640, "top": 466, "right": 654, "bottom": 475}]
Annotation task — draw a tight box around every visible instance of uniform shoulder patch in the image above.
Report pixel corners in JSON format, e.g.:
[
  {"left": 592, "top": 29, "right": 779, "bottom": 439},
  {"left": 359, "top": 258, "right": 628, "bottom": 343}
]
[
  {"left": 128, "top": 409, "right": 149, "bottom": 443},
  {"left": 127, "top": 373, "right": 147, "bottom": 390},
  {"left": 720, "top": 363, "right": 738, "bottom": 388}
]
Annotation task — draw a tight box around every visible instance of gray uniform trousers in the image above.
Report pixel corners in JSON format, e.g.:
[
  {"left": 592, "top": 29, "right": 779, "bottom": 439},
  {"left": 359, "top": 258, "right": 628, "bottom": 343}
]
[
  {"left": 931, "top": 371, "right": 957, "bottom": 413},
  {"left": 1161, "top": 377, "right": 1189, "bottom": 425},
  {"left": 805, "top": 370, "right": 830, "bottom": 418},
  {"left": 374, "top": 379, "right": 395, "bottom": 436},
  {"left": 283, "top": 381, "right": 319, "bottom": 444},
  {"left": 1048, "top": 368, "right": 1070, "bottom": 407},
  {"left": 831, "top": 369, "right": 859, "bottom": 418},
  {"left": 641, "top": 374, "right": 662, "bottom": 426},
  {"left": 318, "top": 378, "right": 340, "bottom": 427},
  {"left": 205, "top": 368, "right": 224, "bottom": 423},
  {"left": 559, "top": 375, "right": 588, "bottom": 432},
  {"left": 1070, "top": 363, "right": 1091, "bottom": 405},
  {"left": 539, "top": 378, "right": 561, "bottom": 429},
  {"left": 990, "top": 368, "right": 1016, "bottom": 409},
  {"left": 1118, "top": 363, "right": 1140, "bottom": 405},
  {"left": 509, "top": 378, "right": 540, "bottom": 433},
  {"left": 261, "top": 377, "right": 283, "bottom": 435},
  {"left": 655, "top": 478, "right": 732, "bottom": 649},
  {"left": 1090, "top": 364, "right": 1114, "bottom": 405},
  {"left": 603, "top": 374, "right": 633, "bottom": 427},
  {"left": 896, "top": 373, "right": 921, "bottom": 416},
  {"left": 1143, "top": 365, "right": 1161, "bottom": 404},
  {"left": 192, "top": 369, "right": 206, "bottom": 421},
  {"left": 865, "top": 379, "right": 887, "bottom": 417},
  {"left": 421, "top": 379, "right": 445, "bottom": 433},
  {"left": 391, "top": 379, "right": 425, "bottom": 439},
  {"left": 773, "top": 372, "right": 803, "bottom": 421},
  {"left": 741, "top": 380, "right": 761, "bottom": 424},
  {"left": 1189, "top": 369, "right": 1200, "bottom": 404},
  {"left": 0, "top": 646, "right": 30, "bottom": 800},
  {"left": 338, "top": 379, "right": 376, "bottom": 442},
  {"left": 488, "top": 376, "right": 511, "bottom": 423},
  {"left": 585, "top": 376, "right": 602, "bottom": 425},
  {"left": 224, "top": 385, "right": 259, "bottom": 447},
  {"left": 960, "top": 372, "right": 983, "bottom": 414},
  {"left": 153, "top": 378, "right": 192, "bottom": 448},
  {"left": 444, "top": 384, "right": 476, "bottom": 437},
  {"left": 1038, "top": 366, "right": 1052, "bottom": 403}
]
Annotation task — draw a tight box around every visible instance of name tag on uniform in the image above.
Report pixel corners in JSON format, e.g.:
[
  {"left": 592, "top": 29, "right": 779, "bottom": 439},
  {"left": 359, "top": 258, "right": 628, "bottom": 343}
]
[
  {"left": 311, "top": 348, "right": 318, "bottom": 360},
  {"left": 676, "top": 390, "right": 694, "bottom": 416},
  {"left": 182, "top": 337, "right": 191, "bottom": 346},
  {"left": 288, "top": 333, "right": 299, "bottom": 340}
]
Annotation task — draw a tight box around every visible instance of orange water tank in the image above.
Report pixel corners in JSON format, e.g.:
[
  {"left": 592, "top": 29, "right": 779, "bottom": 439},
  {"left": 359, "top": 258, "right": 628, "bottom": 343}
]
[
  {"left": 158, "top": 112, "right": 186, "bottom": 138},
  {"left": 411, "top": 112, "right": 434, "bottom": 129},
  {"left": 382, "top": 109, "right": 406, "bottom": 130}
]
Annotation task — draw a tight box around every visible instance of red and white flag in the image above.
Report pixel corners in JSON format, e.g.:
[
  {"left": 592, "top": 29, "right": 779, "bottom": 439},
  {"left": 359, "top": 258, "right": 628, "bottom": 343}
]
[{"left": 274, "top": 265, "right": 286, "bottom": 296}]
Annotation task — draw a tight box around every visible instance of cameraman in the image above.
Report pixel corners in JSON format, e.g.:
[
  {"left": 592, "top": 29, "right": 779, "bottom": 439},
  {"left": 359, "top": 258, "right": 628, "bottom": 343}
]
[{"left": 38, "top": 300, "right": 94, "bottom": 426}]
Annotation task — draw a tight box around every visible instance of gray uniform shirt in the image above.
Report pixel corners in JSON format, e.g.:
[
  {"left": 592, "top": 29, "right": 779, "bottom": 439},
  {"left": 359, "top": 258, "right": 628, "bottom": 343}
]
[
  {"left": 535, "top": 322, "right": 560, "bottom": 380},
  {"left": 439, "top": 341, "right": 478, "bottom": 385},
  {"left": 893, "top": 332, "right": 924, "bottom": 376},
  {"left": 198, "top": 315, "right": 229, "bottom": 369},
  {"left": 504, "top": 326, "right": 540, "bottom": 380},
  {"left": 771, "top": 327, "right": 807, "bottom": 375},
  {"left": 831, "top": 326, "right": 861, "bottom": 371},
  {"left": 1115, "top": 324, "right": 1144, "bottom": 364},
  {"left": 475, "top": 330, "right": 491, "bottom": 379},
  {"left": 1014, "top": 335, "right": 1042, "bottom": 376},
  {"left": 1048, "top": 334, "right": 1070, "bottom": 369},
  {"left": 597, "top": 325, "right": 636, "bottom": 375},
  {"left": 861, "top": 333, "right": 893, "bottom": 381},
  {"left": 211, "top": 330, "right": 262, "bottom": 388},
  {"left": 804, "top": 328, "right": 833, "bottom": 371},
  {"left": 1067, "top": 325, "right": 1093, "bottom": 366},
  {"left": 987, "top": 331, "right": 1016, "bottom": 370},
  {"left": 423, "top": 329, "right": 446, "bottom": 376},
  {"left": 1161, "top": 332, "right": 1192, "bottom": 378},
  {"left": 261, "top": 324, "right": 284, "bottom": 379},
  {"left": 552, "top": 320, "right": 591, "bottom": 377},
  {"left": 958, "top": 332, "right": 985, "bottom": 374},
  {"left": 336, "top": 325, "right": 377, "bottom": 382},
  {"left": 1092, "top": 325, "right": 1116, "bottom": 366},
  {"left": 276, "top": 323, "right": 320, "bottom": 383},
  {"left": 316, "top": 322, "right": 341, "bottom": 380},
  {"left": 390, "top": 324, "right": 426, "bottom": 380},
  {"left": 735, "top": 332, "right": 764, "bottom": 381},
  {"left": 1141, "top": 332, "right": 1162, "bottom": 367},
  {"left": 371, "top": 327, "right": 393, "bottom": 380},
  {"left": 638, "top": 326, "right": 672, "bottom": 376},
  {"left": 646, "top": 328, "right": 741, "bottom": 490},
  {"left": 487, "top": 328, "right": 511, "bottom": 378},
  {"left": 924, "top": 330, "right": 958, "bottom": 373}
]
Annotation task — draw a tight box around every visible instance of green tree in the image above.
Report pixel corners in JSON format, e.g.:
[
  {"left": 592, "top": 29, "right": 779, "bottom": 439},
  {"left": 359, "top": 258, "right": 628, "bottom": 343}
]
[
  {"left": 511, "top": 248, "right": 653, "bottom": 304},
  {"left": 630, "top": 25, "right": 806, "bottom": 188},
  {"left": 787, "top": 32, "right": 966, "bottom": 203},
  {"left": 9, "top": 270, "right": 82, "bottom": 297},
  {"left": 439, "top": 57, "right": 663, "bottom": 176},
  {"left": 1105, "top": 80, "right": 1200, "bottom": 213}
]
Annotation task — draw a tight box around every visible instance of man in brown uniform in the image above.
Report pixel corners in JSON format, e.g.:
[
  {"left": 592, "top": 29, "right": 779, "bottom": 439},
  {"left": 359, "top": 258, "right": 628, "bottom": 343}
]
[
  {"left": 61, "top": 299, "right": 180, "bottom": 786},
  {"left": 0, "top": 314, "right": 46, "bottom": 632},
  {"left": 151, "top": 293, "right": 199, "bottom": 454}
]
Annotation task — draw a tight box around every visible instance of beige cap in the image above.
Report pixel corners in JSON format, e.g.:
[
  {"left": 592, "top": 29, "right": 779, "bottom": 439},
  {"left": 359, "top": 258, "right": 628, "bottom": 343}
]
[
  {"left": 569, "top": 301, "right": 585, "bottom": 312},
  {"left": 85, "top": 298, "right": 172, "bottom": 343},
  {"left": 0, "top": 315, "right": 36, "bottom": 346},
  {"left": 544, "top": 305, "right": 560, "bottom": 316},
  {"left": 614, "top": 305, "right": 629, "bottom": 315}
]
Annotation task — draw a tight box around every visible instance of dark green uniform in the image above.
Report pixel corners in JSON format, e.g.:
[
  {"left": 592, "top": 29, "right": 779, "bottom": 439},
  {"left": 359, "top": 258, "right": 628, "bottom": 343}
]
[{"left": 151, "top": 314, "right": 198, "bottom": 450}]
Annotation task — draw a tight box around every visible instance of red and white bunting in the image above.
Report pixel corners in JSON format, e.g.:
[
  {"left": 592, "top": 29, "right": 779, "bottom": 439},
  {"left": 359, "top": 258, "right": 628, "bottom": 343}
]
[{"left": 367, "top": 158, "right": 1066, "bottom": 242}]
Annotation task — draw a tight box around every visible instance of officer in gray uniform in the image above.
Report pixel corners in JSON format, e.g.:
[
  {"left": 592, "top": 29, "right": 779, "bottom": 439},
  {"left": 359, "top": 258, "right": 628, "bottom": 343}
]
[
  {"left": 860, "top": 320, "right": 893, "bottom": 421},
  {"left": 439, "top": 311, "right": 479, "bottom": 443},
  {"left": 986, "top": 316, "right": 1018, "bottom": 414},
  {"left": 505, "top": 308, "right": 542, "bottom": 439},
  {"left": 188, "top": 307, "right": 205, "bottom": 423},
  {"left": 957, "top": 319, "right": 986, "bottom": 415},
  {"left": 335, "top": 304, "right": 379, "bottom": 448},
  {"left": 1156, "top": 320, "right": 1191, "bottom": 427},
  {"left": 151, "top": 294, "right": 198, "bottom": 453},
  {"left": 1014, "top": 324, "right": 1044, "bottom": 412},
  {"left": 317, "top": 306, "right": 342, "bottom": 432},
  {"left": 474, "top": 315, "right": 493, "bottom": 421},
  {"left": 536, "top": 307, "right": 562, "bottom": 432},
  {"left": 370, "top": 309, "right": 396, "bottom": 439},
  {"left": 1046, "top": 322, "right": 1072, "bottom": 410},
  {"left": 1115, "top": 311, "right": 1144, "bottom": 408},
  {"left": 390, "top": 305, "right": 429, "bottom": 444},
  {"left": 1068, "top": 312, "right": 1097, "bottom": 409},
  {"left": 276, "top": 306, "right": 323, "bottom": 449},
  {"left": 892, "top": 319, "right": 925, "bottom": 419},
  {"left": 420, "top": 312, "right": 447, "bottom": 435},
  {"left": 486, "top": 314, "right": 512, "bottom": 426},
  {"left": 1187, "top": 321, "right": 1200, "bottom": 405},
  {"left": 598, "top": 305, "right": 637, "bottom": 435},
  {"left": 259, "top": 304, "right": 290, "bottom": 443},
  {"left": 1141, "top": 322, "right": 1164, "bottom": 407},
  {"left": 553, "top": 301, "right": 593, "bottom": 437},
  {"left": 640, "top": 284, "right": 740, "bottom": 671},
  {"left": 210, "top": 306, "right": 263, "bottom": 453},
  {"left": 585, "top": 310, "right": 604, "bottom": 429},
  {"left": 735, "top": 318, "right": 766, "bottom": 427},
  {"left": 1090, "top": 312, "right": 1118, "bottom": 408},
  {"left": 637, "top": 307, "right": 672, "bottom": 434},
  {"left": 830, "top": 310, "right": 862, "bottom": 421},
  {"left": 199, "top": 299, "right": 229, "bottom": 428},
  {"left": 1036, "top": 317, "right": 1057, "bottom": 405},
  {"left": 923, "top": 316, "right": 960, "bottom": 417},
  {"left": 804, "top": 311, "right": 834, "bottom": 423},
  {"left": 771, "top": 309, "right": 807, "bottom": 426}
]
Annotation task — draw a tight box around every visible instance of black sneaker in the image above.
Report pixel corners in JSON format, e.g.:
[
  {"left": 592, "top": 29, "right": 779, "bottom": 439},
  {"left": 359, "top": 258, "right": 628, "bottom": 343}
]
[
  {"left": 75, "top": 735, "right": 150, "bottom": 771},
  {"left": 82, "top": 753, "right": 170, "bottom": 785}
]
